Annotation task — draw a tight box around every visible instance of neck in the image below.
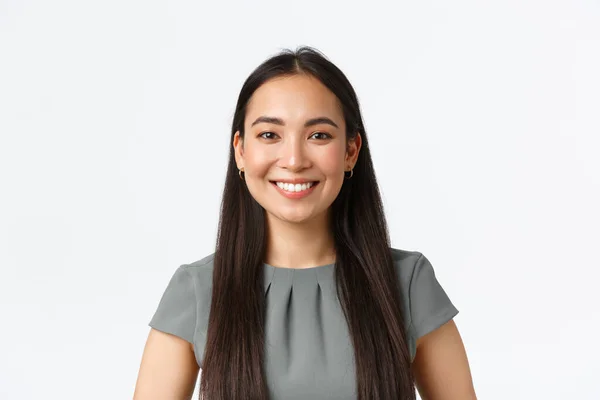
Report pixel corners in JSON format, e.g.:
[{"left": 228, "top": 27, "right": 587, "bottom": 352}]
[{"left": 264, "top": 210, "right": 336, "bottom": 269}]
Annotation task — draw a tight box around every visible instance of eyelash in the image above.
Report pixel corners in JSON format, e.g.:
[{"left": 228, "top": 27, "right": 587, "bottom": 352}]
[{"left": 258, "top": 131, "right": 332, "bottom": 140}]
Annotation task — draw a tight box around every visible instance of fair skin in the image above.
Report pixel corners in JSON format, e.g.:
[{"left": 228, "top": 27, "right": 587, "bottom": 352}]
[
  {"left": 414, "top": 320, "right": 478, "bottom": 399},
  {"left": 133, "top": 74, "right": 476, "bottom": 399},
  {"left": 233, "top": 73, "right": 359, "bottom": 269},
  {"left": 134, "top": 329, "right": 198, "bottom": 399}
]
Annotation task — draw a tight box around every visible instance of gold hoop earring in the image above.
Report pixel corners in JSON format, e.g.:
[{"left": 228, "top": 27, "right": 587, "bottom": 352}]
[{"left": 238, "top": 168, "right": 244, "bottom": 180}]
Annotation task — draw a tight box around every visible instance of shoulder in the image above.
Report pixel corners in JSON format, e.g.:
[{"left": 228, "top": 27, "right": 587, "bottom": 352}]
[
  {"left": 182, "top": 252, "right": 215, "bottom": 271},
  {"left": 177, "top": 252, "right": 215, "bottom": 281},
  {"left": 388, "top": 247, "right": 425, "bottom": 319},
  {"left": 389, "top": 246, "right": 424, "bottom": 283},
  {"left": 171, "top": 252, "right": 216, "bottom": 341},
  {"left": 390, "top": 246, "right": 423, "bottom": 266},
  {"left": 178, "top": 252, "right": 216, "bottom": 298},
  {"left": 389, "top": 246, "right": 453, "bottom": 306}
]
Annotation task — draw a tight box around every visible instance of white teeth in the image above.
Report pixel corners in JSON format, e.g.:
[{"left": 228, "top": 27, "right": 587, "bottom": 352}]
[{"left": 275, "top": 181, "right": 315, "bottom": 192}]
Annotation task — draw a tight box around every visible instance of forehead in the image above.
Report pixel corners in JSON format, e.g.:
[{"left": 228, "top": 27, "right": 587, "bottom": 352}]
[{"left": 245, "top": 74, "right": 343, "bottom": 125}]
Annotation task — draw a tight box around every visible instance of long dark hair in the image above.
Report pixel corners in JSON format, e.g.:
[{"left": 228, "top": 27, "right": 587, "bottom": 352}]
[{"left": 200, "top": 46, "right": 415, "bottom": 400}]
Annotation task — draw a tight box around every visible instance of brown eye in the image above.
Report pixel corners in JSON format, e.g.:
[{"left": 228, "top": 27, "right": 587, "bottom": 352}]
[
  {"left": 310, "top": 132, "right": 332, "bottom": 140},
  {"left": 259, "top": 131, "right": 278, "bottom": 139}
]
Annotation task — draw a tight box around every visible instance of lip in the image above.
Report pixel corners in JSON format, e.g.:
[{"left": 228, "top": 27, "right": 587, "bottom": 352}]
[
  {"left": 270, "top": 181, "right": 319, "bottom": 199},
  {"left": 270, "top": 178, "right": 318, "bottom": 184}
]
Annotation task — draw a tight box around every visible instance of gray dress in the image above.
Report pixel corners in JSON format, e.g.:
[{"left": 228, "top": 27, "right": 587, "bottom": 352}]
[{"left": 149, "top": 247, "right": 459, "bottom": 399}]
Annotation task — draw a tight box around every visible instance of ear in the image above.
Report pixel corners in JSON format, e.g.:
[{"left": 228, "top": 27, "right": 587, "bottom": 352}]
[
  {"left": 233, "top": 131, "right": 244, "bottom": 169},
  {"left": 345, "top": 132, "right": 362, "bottom": 169}
]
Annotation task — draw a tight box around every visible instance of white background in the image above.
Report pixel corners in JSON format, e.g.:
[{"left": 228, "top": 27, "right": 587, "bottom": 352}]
[{"left": 1, "top": 0, "right": 599, "bottom": 399}]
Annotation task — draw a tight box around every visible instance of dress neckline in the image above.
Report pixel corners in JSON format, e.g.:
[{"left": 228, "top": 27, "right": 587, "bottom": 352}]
[{"left": 263, "top": 261, "right": 335, "bottom": 272}]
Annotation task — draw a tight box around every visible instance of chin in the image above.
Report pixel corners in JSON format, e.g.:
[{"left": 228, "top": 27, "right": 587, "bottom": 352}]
[
  {"left": 269, "top": 210, "right": 315, "bottom": 224},
  {"left": 280, "top": 214, "right": 313, "bottom": 224}
]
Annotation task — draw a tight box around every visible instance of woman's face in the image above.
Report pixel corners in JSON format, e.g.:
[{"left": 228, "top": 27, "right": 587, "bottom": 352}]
[{"left": 233, "top": 73, "right": 361, "bottom": 225}]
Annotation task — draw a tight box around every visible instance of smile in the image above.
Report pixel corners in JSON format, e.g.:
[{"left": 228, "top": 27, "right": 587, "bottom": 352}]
[{"left": 270, "top": 181, "right": 320, "bottom": 199}]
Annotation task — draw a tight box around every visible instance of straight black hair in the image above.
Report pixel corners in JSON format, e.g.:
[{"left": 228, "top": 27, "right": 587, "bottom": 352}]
[{"left": 200, "top": 46, "right": 416, "bottom": 400}]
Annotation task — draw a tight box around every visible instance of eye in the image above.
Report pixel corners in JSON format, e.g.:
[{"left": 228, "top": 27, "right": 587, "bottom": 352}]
[
  {"left": 258, "top": 131, "right": 279, "bottom": 140},
  {"left": 310, "top": 131, "right": 332, "bottom": 140}
]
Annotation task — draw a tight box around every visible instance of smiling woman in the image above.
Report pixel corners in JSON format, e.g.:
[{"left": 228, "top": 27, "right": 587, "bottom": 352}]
[
  {"left": 233, "top": 73, "right": 358, "bottom": 227},
  {"left": 134, "top": 46, "right": 477, "bottom": 400}
]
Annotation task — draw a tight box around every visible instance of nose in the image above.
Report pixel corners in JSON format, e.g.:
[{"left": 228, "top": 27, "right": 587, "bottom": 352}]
[{"left": 279, "top": 138, "right": 311, "bottom": 172}]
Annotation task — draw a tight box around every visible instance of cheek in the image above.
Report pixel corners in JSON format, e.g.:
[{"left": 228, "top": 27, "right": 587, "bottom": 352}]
[
  {"left": 243, "top": 145, "right": 272, "bottom": 176},
  {"left": 319, "top": 146, "right": 346, "bottom": 176}
]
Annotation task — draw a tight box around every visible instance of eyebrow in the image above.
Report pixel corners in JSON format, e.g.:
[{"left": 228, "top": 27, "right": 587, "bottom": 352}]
[{"left": 250, "top": 116, "right": 339, "bottom": 129}]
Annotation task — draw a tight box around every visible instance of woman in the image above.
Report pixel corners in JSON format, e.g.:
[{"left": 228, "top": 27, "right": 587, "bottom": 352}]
[{"left": 134, "top": 46, "right": 476, "bottom": 400}]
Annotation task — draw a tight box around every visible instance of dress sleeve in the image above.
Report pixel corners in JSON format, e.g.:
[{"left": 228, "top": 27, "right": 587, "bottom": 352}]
[
  {"left": 409, "top": 254, "right": 459, "bottom": 340},
  {"left": 148, "top": 264, "right": 197, "bottom": 344}
]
